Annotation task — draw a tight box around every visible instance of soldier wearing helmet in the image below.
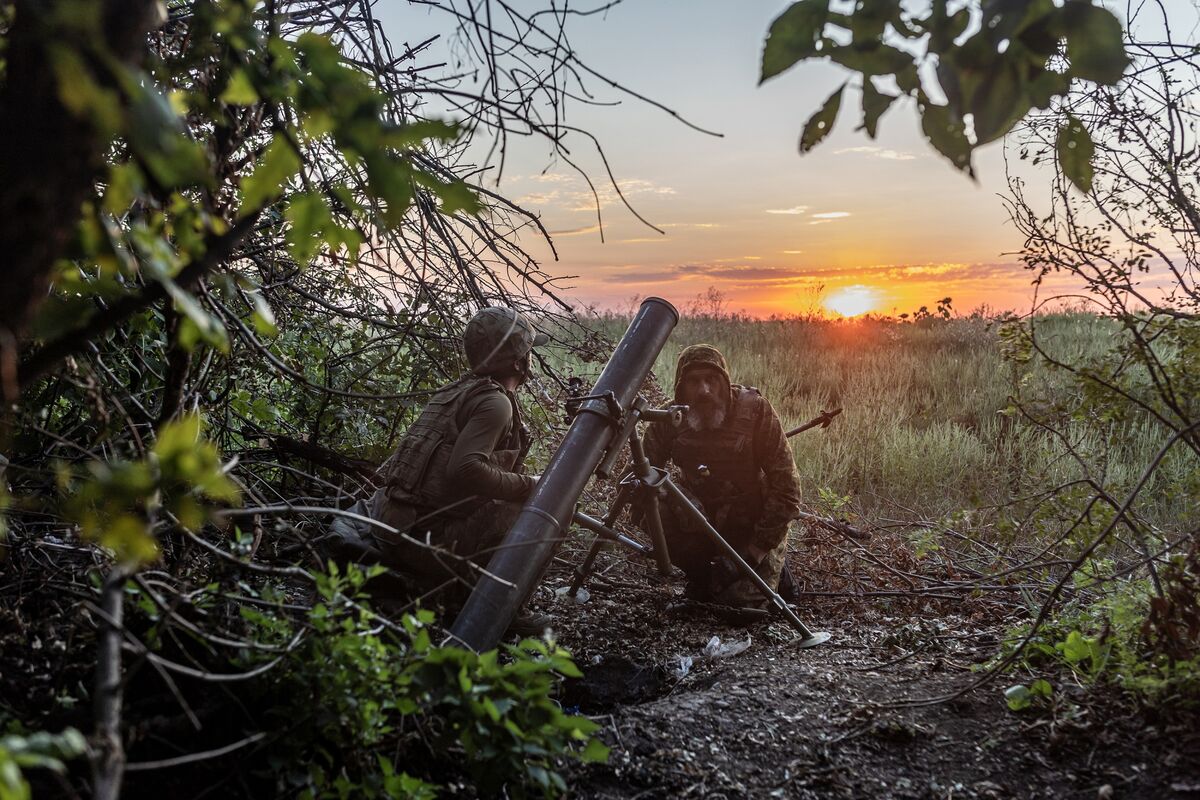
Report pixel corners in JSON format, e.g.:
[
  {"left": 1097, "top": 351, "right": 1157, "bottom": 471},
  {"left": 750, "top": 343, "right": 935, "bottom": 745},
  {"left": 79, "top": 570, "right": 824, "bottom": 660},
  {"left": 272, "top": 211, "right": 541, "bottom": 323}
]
[
  {"left": 643, "top": 343, "right": 802, "bottom": 611},
  {"left": 325, "top": 307, "right": 549, "bottom": 627}
]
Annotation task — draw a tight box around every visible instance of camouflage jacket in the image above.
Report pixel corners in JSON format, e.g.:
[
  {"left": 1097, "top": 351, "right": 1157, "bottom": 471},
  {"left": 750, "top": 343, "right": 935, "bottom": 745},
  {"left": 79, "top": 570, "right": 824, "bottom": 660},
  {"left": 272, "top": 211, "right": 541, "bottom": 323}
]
[{"left": 645, "top": 384, "right": 801, "bottom": 550}]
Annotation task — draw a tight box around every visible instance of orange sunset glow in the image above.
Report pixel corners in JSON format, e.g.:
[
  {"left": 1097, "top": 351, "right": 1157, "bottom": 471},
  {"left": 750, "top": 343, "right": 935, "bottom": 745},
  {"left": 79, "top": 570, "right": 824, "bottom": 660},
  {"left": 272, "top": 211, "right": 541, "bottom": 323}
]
[
  {"left": 413, "top": 1, "right": 1083, "bottom": 317},
  {"left": 822, "top": 285, "right": 881, "bottom": 318},
  {"left": 394, "top": 3, "right": 1195, "bottom": 320}
]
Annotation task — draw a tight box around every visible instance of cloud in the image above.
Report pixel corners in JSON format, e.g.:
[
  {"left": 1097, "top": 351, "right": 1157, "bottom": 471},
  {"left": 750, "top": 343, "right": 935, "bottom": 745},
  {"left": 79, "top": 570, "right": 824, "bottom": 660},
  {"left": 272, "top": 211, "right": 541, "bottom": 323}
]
[
  {"left": 549, "top": 224, "right": 601, "bottom": 236},
  {"left": 517, "top": 175, "right": 677, "bottom": 215},
  {"left": 765, "top": 205, "right": 809, "bottom": 215},
  {"left": 834, "top": 146, "right": 917, "bottom": 161},
  {"left": 603, "top": 269, "right": 694, "bottom": 284},
  {"left": 782, "top": 250, "right": 804, "bottom": 254},
  {"left": 811, "top": 211, "right": 851, "bottom": 219},
  {"left": 585, "top": 261, "right": 1025, "bottom": 289},
  {"left": 526, "top": 172, "right": 574, "bottom": 183}
]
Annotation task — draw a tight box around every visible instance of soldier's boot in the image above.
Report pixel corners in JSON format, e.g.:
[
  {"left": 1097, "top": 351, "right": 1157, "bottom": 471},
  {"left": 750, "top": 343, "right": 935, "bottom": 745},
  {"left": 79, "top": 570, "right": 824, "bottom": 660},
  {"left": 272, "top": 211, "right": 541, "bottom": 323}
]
[
  {"left": 506, "top": 611, "right": 553, "bottom": 638},
  {"left": 778, "top": 561, "right": 799, "bottom": 602}
]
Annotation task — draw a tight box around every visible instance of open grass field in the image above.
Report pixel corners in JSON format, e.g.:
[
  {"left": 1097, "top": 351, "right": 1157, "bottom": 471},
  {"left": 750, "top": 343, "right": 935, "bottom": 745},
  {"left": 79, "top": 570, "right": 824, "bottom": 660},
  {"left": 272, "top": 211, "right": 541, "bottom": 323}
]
[{"left": 564, "top": 312, "right": 1189, "bottom": 533}]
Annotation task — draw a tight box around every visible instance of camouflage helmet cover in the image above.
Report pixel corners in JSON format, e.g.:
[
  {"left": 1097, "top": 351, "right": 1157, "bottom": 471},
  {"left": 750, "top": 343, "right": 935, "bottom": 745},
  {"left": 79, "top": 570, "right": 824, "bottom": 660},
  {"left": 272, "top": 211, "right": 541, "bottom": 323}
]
[{"left": 463, "top": 307, "right": 549, "bottom": 375}]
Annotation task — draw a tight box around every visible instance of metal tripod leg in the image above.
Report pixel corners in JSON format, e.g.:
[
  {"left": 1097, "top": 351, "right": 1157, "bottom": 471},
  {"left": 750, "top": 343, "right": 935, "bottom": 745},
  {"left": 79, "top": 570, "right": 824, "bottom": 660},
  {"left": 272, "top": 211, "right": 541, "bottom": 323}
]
[
  {"left": 640, "top": 487, "right": 672, "bottom": 577},
  {"left": 568, "top": 482, "right": 635, "bottom": 597},
  {"left": 660, "top": 477, "right": 830, "bottom": 648}
]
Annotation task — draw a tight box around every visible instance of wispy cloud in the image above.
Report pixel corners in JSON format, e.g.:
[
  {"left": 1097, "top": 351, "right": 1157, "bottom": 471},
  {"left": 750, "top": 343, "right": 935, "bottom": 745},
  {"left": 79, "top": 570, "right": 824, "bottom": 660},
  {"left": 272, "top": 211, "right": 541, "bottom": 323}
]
[
  {"left": 550, "top": 224, "right": 601, "bottom": 236},
  {"left": 525, "top": 172, "right": 575, "bottom": 183},
  {"left": 765, "top": 205, "right": 809, "bottom": 215},
  {"left": 834, "top": 146, "right": 917, "bottom": 161},
  {"left": 812, "top": 212, "right": 851, "bottom": 219},
  {"left": 518, "top": 176, "right": 677, "bottom": 214},
  {"left": 782, "top": 250, "right": 804, "bottom": 254},
  {"left": 592, "top": 260, "right": 1024, "bottom": 288}
]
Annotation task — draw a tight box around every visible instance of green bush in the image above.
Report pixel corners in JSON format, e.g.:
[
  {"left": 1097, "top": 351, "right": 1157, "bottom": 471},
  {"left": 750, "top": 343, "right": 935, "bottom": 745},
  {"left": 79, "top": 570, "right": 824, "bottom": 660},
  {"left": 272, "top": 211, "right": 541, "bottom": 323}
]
[
  {"left": 247, "top": 563, "right": 606, "bottom": 799},
  {"left": 999, "top": 559, "right": 1200, "bottom": 709},
  {"left": 0, "top": 727, "right": 86, "bottom": 800}
]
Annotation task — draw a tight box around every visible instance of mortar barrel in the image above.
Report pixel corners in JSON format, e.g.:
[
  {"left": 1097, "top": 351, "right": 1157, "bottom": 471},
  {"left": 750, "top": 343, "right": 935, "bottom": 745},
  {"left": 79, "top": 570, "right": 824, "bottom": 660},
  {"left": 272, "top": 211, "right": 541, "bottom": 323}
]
[{"left": 450, "top": 297, "right": 679, "bottom": 650}]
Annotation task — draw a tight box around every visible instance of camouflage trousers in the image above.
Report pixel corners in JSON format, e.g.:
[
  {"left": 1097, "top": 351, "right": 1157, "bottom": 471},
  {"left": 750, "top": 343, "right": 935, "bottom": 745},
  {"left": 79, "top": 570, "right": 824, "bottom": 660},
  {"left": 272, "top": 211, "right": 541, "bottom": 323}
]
[
  {"left": 657, "top": 487, "right": 789, "bottom": 608},
  {"left": 324, "top": 486, "right": 522, "bottom": 609}
]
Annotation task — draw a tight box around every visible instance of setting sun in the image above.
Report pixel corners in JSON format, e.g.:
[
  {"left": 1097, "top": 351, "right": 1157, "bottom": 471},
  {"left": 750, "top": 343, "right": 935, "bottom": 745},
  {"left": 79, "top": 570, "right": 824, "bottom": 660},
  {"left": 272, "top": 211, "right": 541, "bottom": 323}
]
[{"left": 823, "top": 285, "right": 881, "bottom": 318}]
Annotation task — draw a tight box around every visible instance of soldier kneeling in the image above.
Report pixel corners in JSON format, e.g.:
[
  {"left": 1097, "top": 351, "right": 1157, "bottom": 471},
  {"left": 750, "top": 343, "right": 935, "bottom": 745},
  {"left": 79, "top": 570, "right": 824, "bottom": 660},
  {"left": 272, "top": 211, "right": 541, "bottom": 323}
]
[
  {"left": 324, "top": 307, "right": 549, "bottom": 635},
  {"left": 643, "top": 344, "right": 802, "bottom": 615}
]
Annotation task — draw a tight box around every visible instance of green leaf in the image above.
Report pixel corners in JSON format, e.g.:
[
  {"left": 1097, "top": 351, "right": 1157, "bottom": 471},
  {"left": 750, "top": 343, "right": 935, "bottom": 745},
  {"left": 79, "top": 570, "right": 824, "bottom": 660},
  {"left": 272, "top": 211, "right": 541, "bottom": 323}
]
[
  {"left": 1056, "top": 114, "right": 1094, "bottom": 193},
  {"left": 98, "top": 513, "right": 159, "bottom": 565},
  {"left": 1061, "top": 1, "right": 1130, "bottom": 85},
  {"left": 580, "top": 737, "right": 610, "bottom": 764},
  {"left": 247, "top": 291, "right": 278, "bottom": 337},
  {"left": 859, "top": 80, "right": 897, "bottom": 139},
  {"left": 1027, "top": 68, "right": 1072, "bottom": 110},
  {"left": 1059, "top": 630, "right": 1092, "bottom": 664},
  {"left": 800, "top": 83, "right": 845, "bottom": 154},
  {"left": 160, "top": 276, "right": 229, "bottom": 353},
  {"left": 382, "top": 119, "right": 462, "bottom": 148},
  {"left": 240, "top": 133, "right": 301, "bottom": 216},
  {"left": 849, "top": 0, "right": 891, "bottom": 45},
  {"left": 920, "top": 102, "right": 974, "bottom": 175},
  {"left": 103, "top": 162, "right": 145, "bottom": 217},
  {"left": 827, "top": 43, "right": 914, "bottom": 76},
  {"left": 364, "top": 156, "right": 415, "bottom": 225},
  {"left": 1030, "top": 678, "right": 1053, "bottom": 698},
  {"left": 285, "top": 192, "right": 333, "bottom": 265},
  {"left": 761, "top": 0, "right": 829, "bottom": 83},
  {"left": 434, "top": 179, "right": 481, "bottom": 216},
  {"left": 220, "top": 68, "right": 259, "bottom": 106},
  {"left": 1004, "top": 684, "right": 1032, "bottom": 711},
  {"left": 970, "top": 59, "right": 1029, "bottom": 144},
  {"left": 125, "top": 77, "right": 209, "bottom": 188}
]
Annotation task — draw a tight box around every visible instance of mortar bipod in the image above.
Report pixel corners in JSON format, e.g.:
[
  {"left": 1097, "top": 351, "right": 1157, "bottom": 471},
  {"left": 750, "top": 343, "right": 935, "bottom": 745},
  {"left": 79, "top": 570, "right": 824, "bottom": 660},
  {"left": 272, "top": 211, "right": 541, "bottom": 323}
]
[{"left": 565, "top": 398, "right": 831, "bottom": 648}]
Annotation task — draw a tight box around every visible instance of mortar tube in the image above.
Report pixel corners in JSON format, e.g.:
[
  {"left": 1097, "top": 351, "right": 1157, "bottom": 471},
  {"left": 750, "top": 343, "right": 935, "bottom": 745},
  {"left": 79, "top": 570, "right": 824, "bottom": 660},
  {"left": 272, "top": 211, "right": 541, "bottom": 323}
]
[{"left": 449, "top": 297, "right": 679, "bottom": 651}]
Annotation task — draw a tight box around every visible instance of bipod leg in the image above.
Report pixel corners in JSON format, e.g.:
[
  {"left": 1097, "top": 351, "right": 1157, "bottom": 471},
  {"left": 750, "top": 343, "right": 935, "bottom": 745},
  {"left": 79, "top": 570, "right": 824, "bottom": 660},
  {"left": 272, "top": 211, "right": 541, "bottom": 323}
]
[
  {"left": 660, "top": 479, "right": 831, "bottom": 648},
  {"left": 568, "top": 536, "right": 605, "bottom": 598},
  {"left": 568, "top": 483, "right": 635, "bottom": 598},
  {"left": 641, "top": 489, "right": 672, "bottom": 577}
]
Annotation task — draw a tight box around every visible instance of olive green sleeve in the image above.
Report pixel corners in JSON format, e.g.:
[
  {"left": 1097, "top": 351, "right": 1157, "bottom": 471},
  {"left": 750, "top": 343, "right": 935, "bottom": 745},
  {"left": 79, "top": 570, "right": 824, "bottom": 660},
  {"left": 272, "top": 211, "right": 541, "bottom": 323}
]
[
  {"left": 751, "top": 397, "right": 802, "bottom": 547},
  {"left": 446, "top": 392, "right": 536, "bottom": 502}
]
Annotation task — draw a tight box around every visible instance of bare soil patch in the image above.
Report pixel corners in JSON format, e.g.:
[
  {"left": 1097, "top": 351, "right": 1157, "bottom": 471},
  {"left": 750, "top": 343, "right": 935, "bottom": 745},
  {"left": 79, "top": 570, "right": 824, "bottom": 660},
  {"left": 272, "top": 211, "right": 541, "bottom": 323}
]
[{"left": 532, "top": 532, "right": 1200, "bottom": 799}]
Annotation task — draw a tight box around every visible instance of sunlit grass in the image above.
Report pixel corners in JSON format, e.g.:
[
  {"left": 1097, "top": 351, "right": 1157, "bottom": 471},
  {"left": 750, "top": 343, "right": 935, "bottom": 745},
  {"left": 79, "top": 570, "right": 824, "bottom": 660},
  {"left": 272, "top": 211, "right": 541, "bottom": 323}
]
[{"left": 556, "top": 312, "right": 1188, "bottom": 528}]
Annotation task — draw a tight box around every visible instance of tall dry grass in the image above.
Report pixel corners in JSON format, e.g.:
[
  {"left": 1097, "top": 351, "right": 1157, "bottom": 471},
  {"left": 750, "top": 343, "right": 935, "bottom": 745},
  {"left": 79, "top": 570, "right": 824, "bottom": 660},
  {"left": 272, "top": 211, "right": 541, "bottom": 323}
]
[{"left": 559, "top": 311, "right": 1188, "bottom": 527}]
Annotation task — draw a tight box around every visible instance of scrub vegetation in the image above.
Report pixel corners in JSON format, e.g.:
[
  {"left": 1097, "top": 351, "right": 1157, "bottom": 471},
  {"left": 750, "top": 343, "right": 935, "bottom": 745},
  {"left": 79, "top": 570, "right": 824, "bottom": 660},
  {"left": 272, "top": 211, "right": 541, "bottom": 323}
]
[{"left": 1, "top": 0, "right": 1197, "bottom": 797}]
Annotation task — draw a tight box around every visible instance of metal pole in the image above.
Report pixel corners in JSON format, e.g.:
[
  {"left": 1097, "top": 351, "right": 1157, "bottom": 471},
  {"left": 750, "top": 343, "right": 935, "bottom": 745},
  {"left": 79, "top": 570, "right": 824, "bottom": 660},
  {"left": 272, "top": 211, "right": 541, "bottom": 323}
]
[
  {"left": 450, "top": 298, "right": 679, "bottom": 651},
  {"left": 660, "top": 478, "right": 831, "bottom": 648}
]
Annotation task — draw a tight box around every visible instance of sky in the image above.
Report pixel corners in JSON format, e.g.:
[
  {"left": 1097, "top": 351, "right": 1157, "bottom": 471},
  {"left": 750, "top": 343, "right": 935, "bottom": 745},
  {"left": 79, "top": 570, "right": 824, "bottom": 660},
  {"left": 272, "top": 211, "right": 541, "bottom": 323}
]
[{"left": 382, "top": 0, "right": 1193, "bottom": 318}]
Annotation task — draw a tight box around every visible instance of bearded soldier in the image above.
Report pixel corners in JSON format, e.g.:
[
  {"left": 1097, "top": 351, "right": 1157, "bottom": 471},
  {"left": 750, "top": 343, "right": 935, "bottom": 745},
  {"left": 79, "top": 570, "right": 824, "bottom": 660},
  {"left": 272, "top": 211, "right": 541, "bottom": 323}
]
[
  {"left": 325, "top": 307, "right": 549, "bottom": 629},
  {"left": 643, "top": 343, "right": 802, "bottom": 610}
]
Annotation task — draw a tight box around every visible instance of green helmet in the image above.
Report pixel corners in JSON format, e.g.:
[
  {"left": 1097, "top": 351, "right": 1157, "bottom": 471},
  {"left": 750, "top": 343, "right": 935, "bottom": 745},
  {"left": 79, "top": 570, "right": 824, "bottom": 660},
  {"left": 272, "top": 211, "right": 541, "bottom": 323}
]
[{"left": 463, "top": 307, "right": 549, "bottom": 375}]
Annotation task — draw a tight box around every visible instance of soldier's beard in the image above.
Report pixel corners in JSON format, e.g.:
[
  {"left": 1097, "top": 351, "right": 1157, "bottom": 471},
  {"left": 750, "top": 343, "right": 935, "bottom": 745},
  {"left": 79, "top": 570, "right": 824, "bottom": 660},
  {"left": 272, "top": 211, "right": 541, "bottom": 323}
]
[{"left": 685, "top": 399, "right": 728, "bottom": 431}]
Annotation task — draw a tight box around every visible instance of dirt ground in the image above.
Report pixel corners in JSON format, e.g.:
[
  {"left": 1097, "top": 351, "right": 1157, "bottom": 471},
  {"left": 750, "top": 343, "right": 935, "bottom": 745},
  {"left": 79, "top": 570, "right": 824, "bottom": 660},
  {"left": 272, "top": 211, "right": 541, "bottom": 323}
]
[{"left": 529, "top": 533, "right": 1200, "bottom": 800}]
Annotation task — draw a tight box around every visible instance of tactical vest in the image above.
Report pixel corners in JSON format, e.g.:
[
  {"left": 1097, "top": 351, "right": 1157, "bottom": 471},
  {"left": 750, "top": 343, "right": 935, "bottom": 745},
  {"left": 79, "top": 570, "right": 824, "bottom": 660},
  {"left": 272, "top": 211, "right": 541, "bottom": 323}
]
[
  {"left": 671, "top": 385, "right": 766, "bottom": 524},
  {"left": 384, "top": 375, "right": 526, "bottom": 518}
]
